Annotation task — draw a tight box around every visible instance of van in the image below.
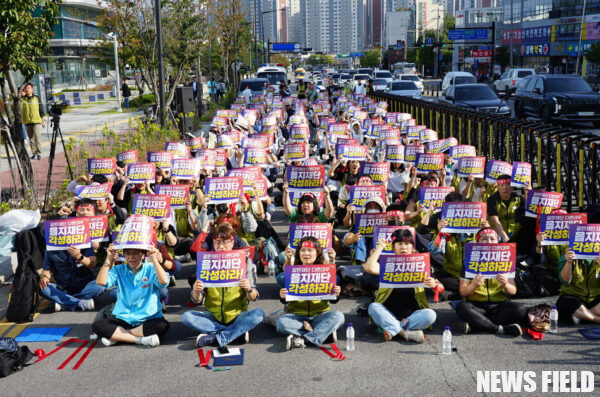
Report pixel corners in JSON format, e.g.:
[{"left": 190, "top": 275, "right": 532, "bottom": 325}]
[
  {"left": 256, "top": 64, "right": 287, "bottom": 94},
  {"left": 441, "top": 71, "right": 477, "bottom": 93}
]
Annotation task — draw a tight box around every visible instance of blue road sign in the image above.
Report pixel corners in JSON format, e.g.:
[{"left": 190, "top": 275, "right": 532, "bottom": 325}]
[
  {"left": 271, "top": 43, "right": 300, "bottom": 52},
  {"left": 448, "top": 29, "right": 489, "bottom": 41},
  {"left": 349, "top": 52, "right": 365, "bottom": 57},
  {"left": 426, "top": 38, "right": 434, "bottom": 46}
]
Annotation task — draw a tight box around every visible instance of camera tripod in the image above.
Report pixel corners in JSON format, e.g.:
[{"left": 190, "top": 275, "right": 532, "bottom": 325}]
[{"left": 43, "top": 113, "right": 74, "bottom": 213}]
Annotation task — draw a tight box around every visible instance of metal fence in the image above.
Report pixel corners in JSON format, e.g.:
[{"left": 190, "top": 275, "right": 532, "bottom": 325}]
[{"left": 369, "top": 92, "right": 600, "bottom": 212}]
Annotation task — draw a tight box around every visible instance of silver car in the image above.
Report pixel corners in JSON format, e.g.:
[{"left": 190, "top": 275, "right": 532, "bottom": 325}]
[
  {"left": 386, "top": 81, "right": 422, "bottom": 98},
  {"left": 372, "top": 78, "right": 389, "bottom": 91}
]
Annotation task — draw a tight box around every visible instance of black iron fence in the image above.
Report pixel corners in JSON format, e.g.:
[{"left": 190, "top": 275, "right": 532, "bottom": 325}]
[{"left": 369, "top": 92, "right": 600, "bottom": 212}]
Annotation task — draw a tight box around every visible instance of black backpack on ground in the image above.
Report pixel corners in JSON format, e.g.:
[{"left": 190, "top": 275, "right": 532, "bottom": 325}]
[{"left": 0, "top": 337, "right": 35, "bottom": 378}]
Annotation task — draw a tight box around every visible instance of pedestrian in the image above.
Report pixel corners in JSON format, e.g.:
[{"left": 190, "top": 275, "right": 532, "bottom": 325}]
[
  {"left": 191, "top": 77, "right": 199, "bottom": 101},
  {"left": 21, "top": 82, "right": 46, "bottom": 160},
  {"left": 354, "top": 78, "right": 366, "bottom": 95},
  {"left": 121, "top": 81, "right": 131, "bottom": 109},
  {"left": 241, "top": 84, "right": 252, "bottom": 105},
  {"left": 217, "top": 78, "right": 226, "bottom": 101},
  {"left": 297, "top": 79, "right": 307, "bottom": 99},
  {"left": 208, "top": 77, "right": 217, "bottom": 102}
]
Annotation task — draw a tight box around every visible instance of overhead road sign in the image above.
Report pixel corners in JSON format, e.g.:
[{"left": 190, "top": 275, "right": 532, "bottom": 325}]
[
  {"left": 448, "top": 29, "right": 489, "bottom": 41},
  {"left": 349, "top": 52, "right": 365, "bottom": 58},
  {"left": 270, "top": 43, "right": 300, "bottom": 52}
]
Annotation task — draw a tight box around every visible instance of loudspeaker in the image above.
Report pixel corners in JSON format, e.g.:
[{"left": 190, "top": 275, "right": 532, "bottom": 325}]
[
  {"left": 175, "top": 86, "right": 195, "bottom": 113},
  {"left": 178, "top": 116, "right": 194, "bottom": 133}
]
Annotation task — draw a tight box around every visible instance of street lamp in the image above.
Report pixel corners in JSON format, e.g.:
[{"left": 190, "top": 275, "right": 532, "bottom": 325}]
[
  {"left": 261, "top": 7, "right": 286, "bottom": 64},
  {"left": 107, "top": 32, "right": 122, "bottom": 113}
]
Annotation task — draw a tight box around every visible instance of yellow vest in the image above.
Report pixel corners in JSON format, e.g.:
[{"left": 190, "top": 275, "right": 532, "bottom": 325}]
[{"left": 21, "top": 95, "right": 43, "bottom": 125}]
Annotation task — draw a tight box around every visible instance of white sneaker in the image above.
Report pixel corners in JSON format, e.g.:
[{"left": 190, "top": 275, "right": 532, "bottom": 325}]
[
  {"left": 101, "top": 337, "right": 117, "bottom": 347},
  {"left": 79, "top": 299, "right": 94, "bottom": 311},
  {"left": 54, "top": 303, "right": 62, "bottom": 312},
  {"left": 572, "top": 316, "right": 582, "bottom": 325},
  {"left": 138, "top": 334, "right": 160, "bottom": 347},
  {"left": 286, "top": 334, "right": 305, "bottom": 350},
  {"left": 400, "top": 329, "right": 425, "bottom": 343}
]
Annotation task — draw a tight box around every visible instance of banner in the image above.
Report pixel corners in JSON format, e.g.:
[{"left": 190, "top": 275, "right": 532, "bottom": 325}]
[
  {"left": 440, "top": 137, "right": 459, "bottom": 152},
  {"left": 127, "top": 163, "right": 155, "bottom": 183},
  {"left": 407, "top": 125, "right": 425, "bottom": 141},
  {"left": 360, "top": 162, "right": 390, "bottom": 184},
  {"left": 227, "top": 166, "right": 267, "bottom": 199},
  {"left": 289, "top": 223, "right": 332, "bottom": 250},
  {"left": 419, "top": 129, "right": 438, "bottom": 143},
  {"left": 525, "top": 190, "right": 563, "bottom": 218},
  {"left": 353, "top": 213, "right": 388, "bottom": 236},
  {"left": 241, "top": 137, "right": 266, "bottom": 149},
  {"left": 204, "top": 176, "right": 243, "bottom": 204},
  {"left": 196, "top": 250, "right": 247, "bottom": 288},
  {"left": 440, "top": 202, "right": 486, "bottom": 234},
  {"left": 403, "top": 145, "right": 425, "bottom": 165},
  {"left": 117, "top": 150, "right": 138, "bottom": 165},
  {"left": 147, "top": 151, "right": 174, "bottom": 171},
  {"left": 88, "top": 215, "right": 109, "bottom": 243},
  {"left": 215, "top": 149, "right": 228, "bottom": 170},
  {"left": 540, "top": 213, "right": 587, "bottom": 246},
  {"left": 285, "top": 264, "right": 337, "bottom": 301},
  {"left": 44, "top": 218, "right": 91, "bottom": 251},
  {"left": 171, "top": 158, "right": 201, "bottom": 180},
  {"left": 569, "top": 224, "right": 600, "bottom": 260},
  {"left": 463, "top": 243, "right": 517, "bottom": 279},
  {"left": 419, "top": 186, "right": 455, "bottom": 210},
  {"left": 379, "top": 254, "right": 431, "bottom": 288},
  {"left": 289, "top": 189, "right": 324, "bottom": 208},
  {"left": 486, "top": 160, "right": 513, "bottom": 183},
  {"left": 284, "top": 142, "right": 308, "bottom": 161},
  {"left": 243, "top": 147, "right": 268, "bottom": 167},
  {"left": 155, "top": 184, "right": 190, "bottom": 209},
  {"left": 289, "top": 124, "right": 309, "bottom": 142},
  {"left": 450, "top": 145, "right": 476, "bottom": 160},
  {"left": 211, "top": 115, "right": 228, "bottom": 127},
  {"left": 88, "top": 158, "right": 116, "bottom": 176},
  {"left": 185, "top": 136, "right": 204, "bottom": 151},
  {"left": 385, "top": 144, "right": 404, "bottom": 163},
  {"left": 415, "top": 153, "right": 444, "bottom": 174},
  {"left": 348, "top": 185, "right": 386, "bottom": 212},
  {"left": 372, "top": 226, "right": 416, "bottom": 255},
  {"left": 76, "top": 183, "right": 112, "bottom": 200},
  {"left": 132, "top": 194, "right": 171, "bottom": 220},
  {"left": 457, "top": 156, "right": 486, "bottom": 178},
  {"left": 336, "top": 144, "right": 368, "bottom": 161},
  {"left": 165, "top": 142, "right": 190, "bottom": 159},
  {"left": 510, "top": 161, "right": 532, "bottom": 188},
  {"left": 425, "top": 139, "right": 446, "bottom": 153},
  {"left": 285, "top": 165, "right": 325, "bottom": 191},
  {"left": 194, "top": 149, "right": 217, "bottom": 170}
]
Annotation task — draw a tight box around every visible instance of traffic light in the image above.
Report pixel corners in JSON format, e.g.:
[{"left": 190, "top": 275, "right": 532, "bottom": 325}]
[
  {"left": 421, "top": 44, "right": 425, "bottom": 48},
  {"left": 441, "top": 43, "right": 446, "bottom": 48}
]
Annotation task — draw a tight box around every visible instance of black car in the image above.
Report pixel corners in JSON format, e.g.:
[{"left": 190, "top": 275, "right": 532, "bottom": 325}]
[
  {"left": 514, "top": 74, "right": 600, "bottom": 126},
  {"left": 439, "top": 84, "right": 510, "bottom": 114}
]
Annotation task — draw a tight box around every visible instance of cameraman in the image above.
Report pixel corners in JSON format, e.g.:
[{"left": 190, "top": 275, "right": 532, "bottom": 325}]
[{"left": 21, "top": 83, "right": 46, "bottom": 160}]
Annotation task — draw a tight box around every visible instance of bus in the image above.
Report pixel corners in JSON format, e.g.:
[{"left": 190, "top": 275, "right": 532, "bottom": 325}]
[
  {"left": 294, "top": 67, "right": 306, "bottom": 80},
  {"left": 393, "top": 62, "right": 417, "bottom": 76},
  {"left": 256, "top": 64, "right": 287, "bottom": 94}
]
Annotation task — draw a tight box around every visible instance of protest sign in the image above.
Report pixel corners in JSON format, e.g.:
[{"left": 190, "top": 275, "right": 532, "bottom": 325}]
[
  {"left": 336, "top": 144, "right": 368, "bottom": 161},
  {"left": 569, "top": 224, "right": 600, "bottom": 260},
  {"left": 360, "top": 162, "right": 390, "bottom": 184},
  {"left": 380, "top": 127, "right": 400, "bottom": 140},
  {"left": 440, "top": 137, "right": 459, "bottom": 152},
  {"left": 249, "top": 133, "right": 273, "bottom": 148},
  {"left": 205, "top": 176, "right": 243, "bottom": 204},
  {"left": 185, "top": 136, "right": 204, "bottom": 151},
  {"left": 227, "top": 166, "right": 266, "bottom": 198},
  {"left": 510, "top": 161, "right": 532, "bottom": 188},
  {"left": 155, "top": 184, "right": 190, "bottom": 209},
  {"left": 407, "top": 125, "right": 426, "bottom": 141},
  {"left": 385, "top": 144, "right": 404, "bottom": 163},
  {"left": 289, "top": 223, "right": 332, "bottom": 250},
  {"left": 88, "top": 215, "right": 109, "bottom": 243},
  {"left": 337, "top": 138, "right": 359, "bottom": 146},
  {"left": 285, "top": 165, "right": 325, "bottom": 191},
  {"left": 76, "top": 183, "right": 112, "bottom": 200},
  {"left": 425, "top": 139, "right": 446, "bottom": 153},
  {"left": 525, "top": 190, "right": 563, "bottom": 218},
  {"left": 486, "top": 160, "right": 513, "bottom": 183},
  {"left": 348, "top": 185, "right": 386, "bottom": 212},
  {"left": 88, "top": 158, "right": 116, "bottom": 176},
  {"left": 403, "top": 145, "right": 425, "bottom": 165},
  {"left": 415, "top": 153, "right": 444, "bottom": 174},
  {"left": 289, "top": 124, "right": 310, "bottom": 142},
  {"left": 419, "top": 186, "right": 455, "bottom": 210},
  {"left": 289, "top": 115, "right": 305, "bottom": 125},
  {"left": 241, "top": 137, "right": 266, "bottom": 149},
  {"left": 147, "top": 151, "right": 174, "bottom": 171},
  {"left": 217, "top": 134, "right": 234, "bottom": 149},
  {"left": 170, "top": 158, "right": 201, "bottom": 180},
  {"left": 243, "top": 147, "right": 268, "bottom": 167},
  {"left": 419, "top": 129, "right": 438, "bottom": 143},
  {"left": 365, "top": 124, "right": 384, "bottom": 139},
  {"left": 284, "top": 142, "right": 308, "bottom": 161},
  {"left": 354, "top": 213, "right": 388, "bottom": 236},
  {"left": 440, "top": 202, "right": 486, "bottom": 234},
  {"left": 44, "top": 218, "right": 91, "bottom": 251},
  {"left": 194, "top": 149, "right": 217, "bottom": 170},
  {"left": 132, "top": 194, "right": 171, "bottom": 220},
  {"left": 464, "top": 243, "right": 516, "bottom": 279},
  {"left": 117, "top": 150, "right": 138, "bottom": 165},
  {"left": 457, "top": 156, "right": 486, "bottom": 178},
  {"left": 540, "top": 213, "right": 587, "bottom": 246},
  {"left": 211, "top": 115, "right": 228, "bottom": 127},
  {"left": 127, "top": 163, "right": 155, "bottom": 183},
  {"left": 289, "top": 190, "right": 324, "bottom": 208},
  {"left": 196, "top": 250, "right": 247, "bottom": 288},
  {"left": 353, "top": 110, "right": 368, "bottom": 120},
  {"left": 327, "top": 123, "right": 349, "bottom": 144},
  {"left": 165, "top": 142, "right": 190, "bottom": 159},
  {"left": 215, "top": 149, "right": 228, "bottom": 170},
  {"left": 372, "top": 226, "right": 416, "bottom": 255},
  {"left": 285, "top": 264, "right": 336, "bottom": 301},
  {"left": 379, "top": 254, "right": 431, "bottom": 288},
  {"left": 450, "top": 145, "right": 476, "bottom": 160}
]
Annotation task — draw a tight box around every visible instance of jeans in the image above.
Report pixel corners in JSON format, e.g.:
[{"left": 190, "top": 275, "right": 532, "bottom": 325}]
[
  {"left": 368, "top": 303, "right": 436, "bottom": 337},
  {"left": 343, "top": 234, "right": 368, "bottom": 263},
  {"left": 181, "top": 308, "right": 265, "bottom": 347},
  {"left": 124, "top": 97, "right": 130, "bottom": 108},
  {"left": 39, "top": 281, "right": 105, "bottom": 311},
  {"left": 276, "top": 310, "right": 345, "bottom": 346}
]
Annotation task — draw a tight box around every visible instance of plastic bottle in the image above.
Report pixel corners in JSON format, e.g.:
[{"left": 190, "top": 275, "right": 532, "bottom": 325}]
[
  {"left": 549, "top": 305, "right": 559, "bottom": 333},
  {"left": 442, "top": 326, "right": 452, "bottom": 355},
  {"left": 346, "top": 323, "right": 355, "bottom": 351},
  {"left": 267, "top": 260, "right": 276, "bottom": 277}
]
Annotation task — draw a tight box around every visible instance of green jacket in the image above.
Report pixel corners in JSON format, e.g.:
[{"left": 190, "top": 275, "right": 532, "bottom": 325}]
[
  {"left": 374, "top": 287, "right": 429, "bottom": 309},
  {"left": 488, "top": 193, "right": 522, "bottom": 238},
  {"left": 288, "top": 299, "right": 331, "bottom": 317},
  {"left": 543, "top": 245, "right": 567, "bottom": 277},
  {"left": 443, "top": 234, "right": 473, "bottom": 279},
  {"left": 21, "top": 95, "right": 43, "bottom": 125},
  {"left": 464, "top": 278, "right": 508, "bottom": 303},
  {"left": 558, "top": 257, "right": 600, "bottom": 304},
  {"left": 205, "top": 286, "right": 249, "bottom": 324}
]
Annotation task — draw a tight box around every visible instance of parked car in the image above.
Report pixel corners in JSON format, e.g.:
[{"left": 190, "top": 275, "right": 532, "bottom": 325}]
[
  {"left": 493, "top": 71, "right": 509, "bottom": 93},
  {"left": 357, "top": 68, "right": 373, "bottom": 77},
  {"left": 514, "top": 74, "right": 600, "bottom": 126},
  {"left": 441, "top": 71, "right": 477, "bottom": 93},
  {"left": 372, "top": 78, "right": 389, "bottom": 91},
  {"left": 398, "top": 74, "right": 424, "bottom": 93},
  {"left": 238, "top": 78, "right": 269, "bottom": 97},
  {"left": 386, "top": 81, "right": 422, "bottom": 98},
  {"left": 439, "top": 84, "right": 510, "bottom": 114},
  {"left": 496, "top": 68, "right": 535, "bottom": 94},
  {"left": 374, "top": 70, "right": 393, "bottom": 83}
]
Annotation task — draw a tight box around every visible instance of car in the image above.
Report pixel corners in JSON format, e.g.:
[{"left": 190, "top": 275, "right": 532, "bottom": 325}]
[
  {"left": 439, "top": 84, "right": 510, "bottom": 114},
  {"left": 498, "top": 68, "right": 536, "bottom": 94},
  {"left": 374, "top": 70, "right": 393, "bottom": 83},
  {"left": 386, "top": 81, "right": 422, "bottom": 98},
  {"left": 357, "top": 68, "right": 373, "bottom": 77},
  {"left": 339, "top": 74, "right": 352, "bottom": 85},
  {"left": 347, "top": 70, "right": 357, "bottom": 76},
  {"left": 398, "top": 74, "right": 424, "bottom": 93},
  {"left": 493, "top": 71, "right": 509, "bottom": 93},
  {"left": 372, "top": 78, "right": 389, "bottom": 91},
  {"left": 513, "top": 74, "right": 600, "bottom": 126},
  {"left": 238, "top": 78, "right": 269, "bottom": 97},
  {"left": 441, "top": 71, "right": 477, "bottom": 92}
]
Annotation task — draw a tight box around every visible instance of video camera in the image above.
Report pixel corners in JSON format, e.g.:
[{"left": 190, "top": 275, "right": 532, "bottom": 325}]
[{"left": 49, "top": 101, "right": 68, "bottom": 119}]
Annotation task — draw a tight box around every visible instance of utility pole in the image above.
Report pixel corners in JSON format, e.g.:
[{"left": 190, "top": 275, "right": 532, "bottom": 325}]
[
  {"left": 490, "top": 21, "right": 496, "bottom": 78},
  {"left": 575, "top": 0, "right": 587, "bottom": 75},
  {"left": 154, "top": 0, "right": 166, "bottom": 126},
  {"left": 253, "top": 0, "right": 258, "bottom": 71}
]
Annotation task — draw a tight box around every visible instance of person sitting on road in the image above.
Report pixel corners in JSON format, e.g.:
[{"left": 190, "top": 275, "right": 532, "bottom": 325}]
[
  {"left": 276, "top": 236, "right": 344, "bottom": 350},
  {"left": 92, "top": 244, "right": 170, "bottom": 347},
  {"left": 486, "top": 174, "right": 530, "bottom": 246},
  {"left": 282, "top": 187, "right": 334, "bottom": 223},
  {"left": 454, "top": 227, "right": 527, "bottom": 336},
  {"left": 342, "top": 196, "right": 387, "bottom": 265}
]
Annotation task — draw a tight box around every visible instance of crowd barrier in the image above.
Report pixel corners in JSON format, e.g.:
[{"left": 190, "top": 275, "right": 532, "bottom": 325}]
[{"left": 369, "top": 92, "right": 600, "bottom": 212}]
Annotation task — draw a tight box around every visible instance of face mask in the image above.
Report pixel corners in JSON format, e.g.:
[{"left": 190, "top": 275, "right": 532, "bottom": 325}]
[
  {"left": 366, "top": 209, "right": 380, "bottom": 214},
  {"left": 388, "top": 219, "right": 402, "bottom": 226}
]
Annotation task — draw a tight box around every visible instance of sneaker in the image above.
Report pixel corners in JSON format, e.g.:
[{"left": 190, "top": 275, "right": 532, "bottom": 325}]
[
  {"left": 196, "top": 333, "right": 217, "bottom": 348},
  {"left": 138, "top": 334, "right": 160, "bottom": 347},
  {"left": 456, "top": 321, "right": 471, "bottom": 335},
  {"left": 503, "top": 323, "right": 523, "bottom": 336},
  {"left": 572, "top": 316, "right": 581, "bottom": 325},
  {"left": 168, "top": 275, "right": 176, "bottom": 288},
  {"left": 400, "top": 329, "right": 425, "bottom": 343},
  {"left": 54, "top": 303, "right": 62, "bottom": 312},
  {"left": 79, "top": 299, "right": 95, "bottom": 311},
  {"left": 101, "top": 337, "right": 117, "bottom": 347},
  {"left": 286, "top": 334, "right": 306, "bottom": 350},
  {"left": 383, "top": 329, "right": 393, "bottom": 341}
]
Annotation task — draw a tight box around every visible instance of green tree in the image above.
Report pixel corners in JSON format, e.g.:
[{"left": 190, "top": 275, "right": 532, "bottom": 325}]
[
  {"left": 495, "top": 46, "right": 510, "bottom": 70},
  {"left": 585, "top": 43, "right": 600, "bottom": 66},
  {"left": 0, "top": 0, "right": 61, "bottom": 201},
  {"left": 270, "top": 54, "right": 291, "bottom": 68},
  {"left": 360, "top": 49, "right": 380, "bottom": 68}
]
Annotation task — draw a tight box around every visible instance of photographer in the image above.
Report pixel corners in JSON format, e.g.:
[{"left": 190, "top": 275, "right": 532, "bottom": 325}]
[{"left": 21, "top": 83, "right": 46, "bottom": 160}]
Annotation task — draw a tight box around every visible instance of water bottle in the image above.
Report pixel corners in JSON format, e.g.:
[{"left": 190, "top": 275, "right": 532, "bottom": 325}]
[
  {"left": 346, "top": 323, "right": 355, "bottom": 351},
  {"left": 267, "top": 260, "right": 276, "bottom": 277},
  {"left": 442, "top": 326, "right": 452, "bottom": 355},
  {"left": 549, "top": 305, "right": 559, "bottom": 333}
]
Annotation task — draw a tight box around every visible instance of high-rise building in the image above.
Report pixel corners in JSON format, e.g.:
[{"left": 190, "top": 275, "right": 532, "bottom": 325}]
[{"left": 286, "top": 0, "right": 306, "bottom": 47}]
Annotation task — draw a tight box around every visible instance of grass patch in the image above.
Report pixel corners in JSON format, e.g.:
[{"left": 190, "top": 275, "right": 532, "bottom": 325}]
[{"left": 97, "top": 107, "right": 141, "bottom": 115}]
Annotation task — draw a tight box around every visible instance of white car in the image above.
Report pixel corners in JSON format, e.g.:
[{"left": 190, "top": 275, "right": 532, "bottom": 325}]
[
  {"left": 493, "top": 71, "right": 509, "bottom": 93},
  {"left": 398, "top": 74, "right": 424, "bottom": 93},
  {"left": 374, "top": 70, "right": 393, "bottom": 83},
  {"left": 372, "top": 78, "right": 389, "bottom": 91},
  {"left": 495, "top": 68, "right": 536, "bottom": 94},
  {"left": 441, "top": 71, "right": 477, "bottom": 92},
  {"left": 386, "top": 81, "right": 422, "bottom": 98}
]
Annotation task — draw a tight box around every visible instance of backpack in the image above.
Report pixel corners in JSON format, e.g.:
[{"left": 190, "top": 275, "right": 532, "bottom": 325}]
[
  {"left": 259, "top": 237, "right": 282, "bottom": 273},
  {"left": 0, "top": 338, "right": 35, "bottom": 378},
  {"left": 218, "top": 82, "right": 226, "bottom": 94},
  {"left": 6, "top": 254, "right": 40, "bottom": 323}
]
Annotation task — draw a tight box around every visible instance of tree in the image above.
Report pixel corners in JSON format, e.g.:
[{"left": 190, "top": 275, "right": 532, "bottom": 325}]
[
  {"left": 495, "top": 46, "right": 510, "bottom": 70},
  {"left": 360, "top": 49, "right": 380, "bottom": 68},
  {"left": 585, "top": 43, "right": 600, "bottom": 66},
  {"left": 270, "top": 54, "right": 291, "bottom": 68},
  {"left": 0, "top": 0, "right": 61, "bottom": 202}
]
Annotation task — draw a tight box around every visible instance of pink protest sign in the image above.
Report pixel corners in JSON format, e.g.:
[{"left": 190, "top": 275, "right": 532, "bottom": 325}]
[
  {"left": 88, "top": 158, "right": 116, "bottom": 176},
  {"left": 196, "top": 250, "right": 247, "bottom": 288},
  {"left": 155, "top": 184, "right": 190, "bottom": 209},
  {"left": 457, "top": 156, "right": 486, "bottom": 178},
  {"left": 171, "top": 158, "right": 201, "bottom": 180},
  {"left": 131, "top": 194, "right": 171, "bottom": 220},
  {"left": 525, "top": 190, "right": 563, "bottom": 218},
  {"left": 113, "top": 215, "right": 156, "bottom": 251},
  {"left": 147, "top": 151, "right": 174, "bottom": 171},
  {"left": 117, "top": 150, "right": 138, "bottom": 165},
  {"left": 415, "top": 153, "right": 444, "bottom": 174},
  {"left": 127, "top": 163, "right": 156, "bottom": 183},
  {"left": 44, "top": 218, "right": 91, "bottom": 251},
  {"left": 205, "top": 176, "right": 244, "bottom": 204},
  {"left": 379, "top": 253, "right": 431, "bottom": 288}
]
